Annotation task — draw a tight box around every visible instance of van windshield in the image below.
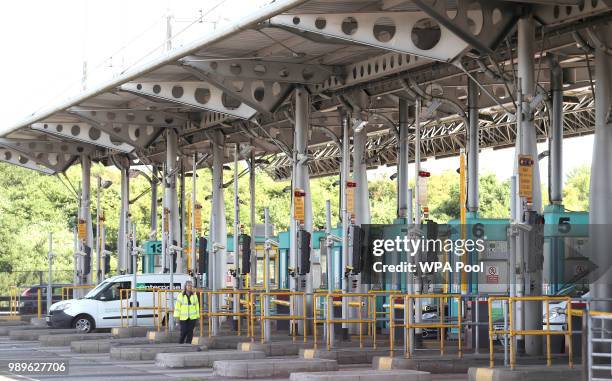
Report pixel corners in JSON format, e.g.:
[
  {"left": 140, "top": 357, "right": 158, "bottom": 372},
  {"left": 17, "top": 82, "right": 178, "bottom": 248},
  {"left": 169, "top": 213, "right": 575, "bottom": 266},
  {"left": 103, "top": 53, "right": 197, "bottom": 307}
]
[{"left": 84, "top": 281, "right": 110, "bottom": 299}]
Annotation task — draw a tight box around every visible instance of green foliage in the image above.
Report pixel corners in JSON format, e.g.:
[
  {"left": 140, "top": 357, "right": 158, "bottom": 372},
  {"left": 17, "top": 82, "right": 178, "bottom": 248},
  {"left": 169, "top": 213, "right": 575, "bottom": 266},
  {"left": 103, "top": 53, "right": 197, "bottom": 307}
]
[{"left": 563, "top": 165, "right": 590, "bottom": 212}]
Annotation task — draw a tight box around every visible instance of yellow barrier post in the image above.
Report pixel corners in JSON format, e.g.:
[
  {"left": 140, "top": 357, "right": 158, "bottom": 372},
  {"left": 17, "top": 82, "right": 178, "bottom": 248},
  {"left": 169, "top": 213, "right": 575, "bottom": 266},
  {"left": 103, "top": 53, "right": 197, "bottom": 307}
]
[{"left": 37, "top": 289, "right": 42, "bottom": 319}]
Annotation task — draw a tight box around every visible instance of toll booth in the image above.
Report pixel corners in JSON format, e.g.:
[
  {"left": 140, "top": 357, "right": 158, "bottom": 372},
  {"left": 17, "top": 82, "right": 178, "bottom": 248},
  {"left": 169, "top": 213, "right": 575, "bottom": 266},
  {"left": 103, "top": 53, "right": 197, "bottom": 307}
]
[{"left": 543, "top": 205, "right": 590, "bottom": 295}]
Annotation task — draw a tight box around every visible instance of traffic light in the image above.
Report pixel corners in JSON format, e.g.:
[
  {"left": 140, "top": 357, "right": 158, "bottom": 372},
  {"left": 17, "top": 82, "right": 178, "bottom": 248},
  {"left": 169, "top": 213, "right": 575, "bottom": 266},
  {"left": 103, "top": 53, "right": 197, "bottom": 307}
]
[
  {"left": 240, "top": 234, "right": 252, "bottom": 275},
  {"left": 198, "top": 237, "right": 208, "bottom": 275},
  {"left": 297, "top": 230, "right": 311, "bottom": 275}
]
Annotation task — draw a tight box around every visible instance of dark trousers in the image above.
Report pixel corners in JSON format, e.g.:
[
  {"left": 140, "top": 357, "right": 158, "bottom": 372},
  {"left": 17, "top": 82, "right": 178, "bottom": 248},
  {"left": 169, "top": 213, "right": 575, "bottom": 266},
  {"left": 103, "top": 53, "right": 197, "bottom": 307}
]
[{"left": 179, "top": 319, "right": 196, "bottom": 344}]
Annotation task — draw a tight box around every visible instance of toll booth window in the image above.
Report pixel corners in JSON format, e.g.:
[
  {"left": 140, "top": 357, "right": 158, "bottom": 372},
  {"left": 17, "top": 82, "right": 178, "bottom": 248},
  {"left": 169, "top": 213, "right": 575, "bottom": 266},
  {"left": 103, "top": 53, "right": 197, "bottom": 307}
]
[{"left": 98, "top": 281, "right": 131, "bottom": 301}]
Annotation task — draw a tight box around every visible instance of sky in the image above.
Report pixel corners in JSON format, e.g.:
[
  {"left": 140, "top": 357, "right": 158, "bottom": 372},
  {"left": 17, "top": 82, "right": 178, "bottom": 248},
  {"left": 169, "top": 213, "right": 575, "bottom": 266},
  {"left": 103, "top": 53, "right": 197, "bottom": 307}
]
[{"left": 0, "top": 0, "right": 595, "bottom": 183}]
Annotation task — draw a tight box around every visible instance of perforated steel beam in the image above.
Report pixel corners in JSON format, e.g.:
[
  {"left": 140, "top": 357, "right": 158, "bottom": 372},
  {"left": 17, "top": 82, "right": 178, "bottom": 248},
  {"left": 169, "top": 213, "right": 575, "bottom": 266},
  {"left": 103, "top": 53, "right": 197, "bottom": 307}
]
[
  {"left": 68, "top": 108, "right": 162, "bottom": 149},
  {"left": 0, "top": 138, "right": 95, "bottom": 156},
  {"left": 181, "top": 57, "right": 335, "bottom": 84},
  {"left": 68, "top": 106, "right": 185, "bottom": 128},
  {"left": 412, "top": 0, "right": 518, "bottom": 54},
  {"left": 0, "top": 138, "right": 80, "bottom": 173},
  {"left": 31, "top": 122, "right": 134, "bottom": 153},
  {"left": 270, "top": 12, "right": 470, "bottom": 62},
  {"left": 182, "top": 63, "right": 293, "bottom": 113},
  {"left": 0, "top": 146, "right": 55, "bottom": 174},
  {"left": 120, "top": 81, "right": 257, "bottom": 120}
]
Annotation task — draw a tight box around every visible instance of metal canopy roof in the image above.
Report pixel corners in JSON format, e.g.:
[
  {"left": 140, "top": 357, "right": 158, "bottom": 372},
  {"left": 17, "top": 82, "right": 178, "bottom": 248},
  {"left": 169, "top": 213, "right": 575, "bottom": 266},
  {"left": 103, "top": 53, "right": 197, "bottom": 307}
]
[{"left": 1, "top": 0, "right": 609, "bottom": 178}]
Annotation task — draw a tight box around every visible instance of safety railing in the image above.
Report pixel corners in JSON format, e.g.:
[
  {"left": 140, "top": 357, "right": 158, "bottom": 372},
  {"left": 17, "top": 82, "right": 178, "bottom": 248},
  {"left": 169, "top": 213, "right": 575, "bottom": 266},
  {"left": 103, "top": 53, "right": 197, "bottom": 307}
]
[
  {"left": 155, "top": 288, "right": 183, "bottom": 332},
  {"left": 119, "top": 288, "right": 161, "bottom": 328},
  {"left": 368, "top": 289, "right": 401, "bottom": 335},
  {"left": 199, "top": 289, "right": 251, "bottom": 337},
  {"left": 8, "top": 286, "right": 19, "bottom": 318},
  {"left": 61, "top": 285, "right": 95, "bottom": 300},
  {"left": 253, "top": 291, "right": 307, "bottom": 343},
  {"left": 389, "top": 293, "right": 462, "bottom": 358},
  {"left": 488, "top": 296, "right": 573, "bottom": 369},
  {"left": 313, "top": 292, "right": 376, "bottom": 350},
  {"left": 587, "top": 310, "right": 612, "bottom": 381}
]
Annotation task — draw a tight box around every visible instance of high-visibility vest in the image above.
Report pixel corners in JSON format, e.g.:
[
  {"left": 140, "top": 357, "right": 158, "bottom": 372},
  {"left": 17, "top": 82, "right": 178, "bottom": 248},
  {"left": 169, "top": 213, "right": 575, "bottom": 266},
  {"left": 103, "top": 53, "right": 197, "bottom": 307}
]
[{"left": 173, "top": 293, "right": 200, "bottom": 320}]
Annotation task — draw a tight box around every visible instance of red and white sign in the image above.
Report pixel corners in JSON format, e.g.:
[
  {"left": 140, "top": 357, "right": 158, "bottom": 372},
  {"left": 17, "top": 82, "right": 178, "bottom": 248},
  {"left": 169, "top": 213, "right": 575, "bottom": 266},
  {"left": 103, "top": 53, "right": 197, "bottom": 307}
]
[{"left": 486, "top": 265, "right": 499, "bottom": 284}]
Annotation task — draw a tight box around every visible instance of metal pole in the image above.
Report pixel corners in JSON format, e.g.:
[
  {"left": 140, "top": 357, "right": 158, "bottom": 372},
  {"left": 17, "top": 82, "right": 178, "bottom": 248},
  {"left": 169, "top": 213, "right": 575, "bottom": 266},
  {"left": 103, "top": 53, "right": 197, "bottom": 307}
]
[
  {"left": 249, "top": 150, "right": 257, "bottom": 288},
  {"left": 179, "top": 163, "right": 186, "bottom": 273},
  {"left": 118, "top": 166, "right": 130, "bottom": 274},
  {"left": 47, "top": 233, "right": 53, "bottom": 314},
  {"left": 549, "top": 56, "right": 563, "bottom": 204},
  {"left": 589, "top": 24, "right": 612, "bottom": 314},
  {"left": 467, "top": 78, "right": 479, "bottom": 213},
  {"left": 325, "top": 200, "right": 335, "bottom": 348},
  {"left": 264, "top": 208, "right": 271, "bottom": 343},
  {"left": 191, "top": 155, "right": 197, "bottom": 274},
  {"left": 414, "top": 97, "right": 422, "bottom": 342},
  {"left": 233, "top": 144, "right": 240, "bottom": 325},
  {"left": 96, "top": 176, "right": 101, "bottom": 283},
  {"left": 398, "top": 98, "right": 410, "bottom": 219},
  {"left": 340, "top": 113, "right": 350, "bottom": 337},
  {"left": 210, "top": 130, "right": 227, "bottom": 336},
  {"left": 517, "top": 14, "right": 543, "bottom": 355},
  {"left": 132, "top": 223, "right": 138, "bottom": 327},
  {"left": 80, "top": 155, "right": 93, "bottom": 286},
  {"left": 165, "top": 129, "right": 179, "bottom": 272}
]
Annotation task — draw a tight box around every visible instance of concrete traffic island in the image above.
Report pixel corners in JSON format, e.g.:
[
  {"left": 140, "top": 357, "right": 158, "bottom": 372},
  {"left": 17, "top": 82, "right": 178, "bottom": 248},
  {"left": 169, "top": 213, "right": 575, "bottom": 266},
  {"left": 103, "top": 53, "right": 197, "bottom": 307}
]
[
  {"left": 468, "top": 365, "right": 581, "bottom": 381},
  {"left": 71, "top": 337, "right": 151, "bottom": 353},
  {"left": 0, "top": 320, "right": 28, "bottom": 327},
  {"left": 192, "top": 334, "right": 293, "bottom": 349},
  {"left": 213, "top": 358, "right": 339, "bottom": 379},
  {"left": 9, "top": 328, "right": 76, "bottom": 341},
  {"left": 110, "top": 343, "right": 204, "bottom": 361},
  {"left": 0, "top": 324, "right": 49, "bottom": 336},
  {"left": 374, "top": 355, "right": 488, "bottom": 373},
  {"left": 155, "top": 349, "right": 266, "bottom": 368},
  {"left": 39, "top": 332, "right": 111, "bottom": 346},
  {"left": 289, "top": 369, "right": 432, "bottom": 381},
  {"left": 146, "top": 329, "right": 190, "bottom": 343},
  {"left": 301, "top": 347, "right": 391, "bottom": 364},
  {"left": 238, "top": 341, "right": 312, "bottom": 356},
  {"left": 110, "top": 326, "right": 150, "bottom": 338}
]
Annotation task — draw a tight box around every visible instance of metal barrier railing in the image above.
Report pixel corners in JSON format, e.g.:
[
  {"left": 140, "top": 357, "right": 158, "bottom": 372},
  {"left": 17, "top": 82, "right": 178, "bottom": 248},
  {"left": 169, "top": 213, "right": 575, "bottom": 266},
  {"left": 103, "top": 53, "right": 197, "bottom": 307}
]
[
  {"left": 119, "top": 288, "right": 160, "bottom": 328},
  {"left": 390, "top": 293, "right": 462, "bottom": 358},
  {"left": 199, "top": 289, "right": 251, "bottom": 337},
  {"left": 488, "top": 296, "right": 573, "bottom": 369},
  {"left": 61, "top": 285, "right": 95, "bottom": 300},
  {"left": 8, "top": 286, "right": 19, "bottom": 318},
  {"left": 253, "top": 291, "right": 307, "bottom": 343},
  {"left": 314, "top": 292, "right": 376, "bottom": 350},
  {"left": 155, "top": 288, "right": 183, "bottom": 332},
  {"left": 587, "top": 310, "right": 612, "bottom": 381}
]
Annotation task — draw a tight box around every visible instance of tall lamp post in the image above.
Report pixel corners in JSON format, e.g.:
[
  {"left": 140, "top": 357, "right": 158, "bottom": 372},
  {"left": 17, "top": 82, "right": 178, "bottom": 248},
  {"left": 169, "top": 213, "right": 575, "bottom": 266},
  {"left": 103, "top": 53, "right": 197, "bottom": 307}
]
[{"left": 96, "top": 176, "right": 112, "bottom": 284}]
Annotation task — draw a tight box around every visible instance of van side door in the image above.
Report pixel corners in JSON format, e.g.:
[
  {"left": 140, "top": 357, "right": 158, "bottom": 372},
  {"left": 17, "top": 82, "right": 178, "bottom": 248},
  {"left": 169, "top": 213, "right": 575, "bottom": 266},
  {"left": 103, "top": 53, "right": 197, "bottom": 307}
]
[{"left": 95, "top": 281, "right": 131, "bottom": 328}]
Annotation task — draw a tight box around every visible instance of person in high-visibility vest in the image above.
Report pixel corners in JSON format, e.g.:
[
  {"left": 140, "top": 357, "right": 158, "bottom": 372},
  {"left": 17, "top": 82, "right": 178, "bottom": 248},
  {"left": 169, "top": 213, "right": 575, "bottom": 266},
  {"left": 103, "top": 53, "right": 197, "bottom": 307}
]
[{"left": 174, "top": 280, "right": 199, "bottom": 344}]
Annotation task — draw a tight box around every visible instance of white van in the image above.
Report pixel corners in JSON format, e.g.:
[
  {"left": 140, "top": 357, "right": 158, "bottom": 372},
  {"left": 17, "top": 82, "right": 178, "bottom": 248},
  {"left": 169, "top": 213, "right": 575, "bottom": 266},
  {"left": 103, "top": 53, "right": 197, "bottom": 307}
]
[{"left": 47, "top": 273, "right": 193, "bottom": 333}]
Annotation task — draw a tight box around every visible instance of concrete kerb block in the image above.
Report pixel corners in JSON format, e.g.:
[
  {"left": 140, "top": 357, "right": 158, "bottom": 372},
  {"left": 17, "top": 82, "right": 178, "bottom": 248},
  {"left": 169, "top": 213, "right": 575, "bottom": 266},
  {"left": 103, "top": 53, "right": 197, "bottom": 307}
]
[
  {"left": 289, "top": 369, "right": 432, "bottom": 381},
  {"left": 155, "top": 349, "right": 265, "bottom": 368},
  {"left": 374, "top": 356, "right": 488, "bottom": 373},
  {"left": 468, "top": 366, "right": 581, "bottom": 381},
  {"left": 213, "top": 359, "right": 339, "bottom": 379},
  {"left": 40, "top": 332, "right": 111, "bottom": 346},
  {"left": 110, "top": 326, "right": 150, "bottom": 338},
  {"left": 239, "top": 341, "right": 311, "bottom": 356},
  {"left": 0, "top": 325, "right": 48, "bottom": 336},
  {"left": 9, "top": 328, "right": 76, "bottom": 341},
  {"left": 301, "top": 348, "right": 392, "bottom": 364},
  {"left": 71, "top": 337, "right": 152, "bottom": 353},
  {"left": 110, "top": 343, "right": 203, "bottom": 361},
  {"left": 147, "top": 329, "right": 182, "bottom": 343},
  {"left": 0, "top": 320, "right": 28, "bottom": 327}
]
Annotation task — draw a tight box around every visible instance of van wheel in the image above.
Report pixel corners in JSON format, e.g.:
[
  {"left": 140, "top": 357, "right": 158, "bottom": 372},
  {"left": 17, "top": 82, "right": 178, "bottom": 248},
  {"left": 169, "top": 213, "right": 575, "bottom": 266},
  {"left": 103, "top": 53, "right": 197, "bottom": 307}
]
[{"left": 73, "top": 315, "right": 95, "bottom": 333}]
